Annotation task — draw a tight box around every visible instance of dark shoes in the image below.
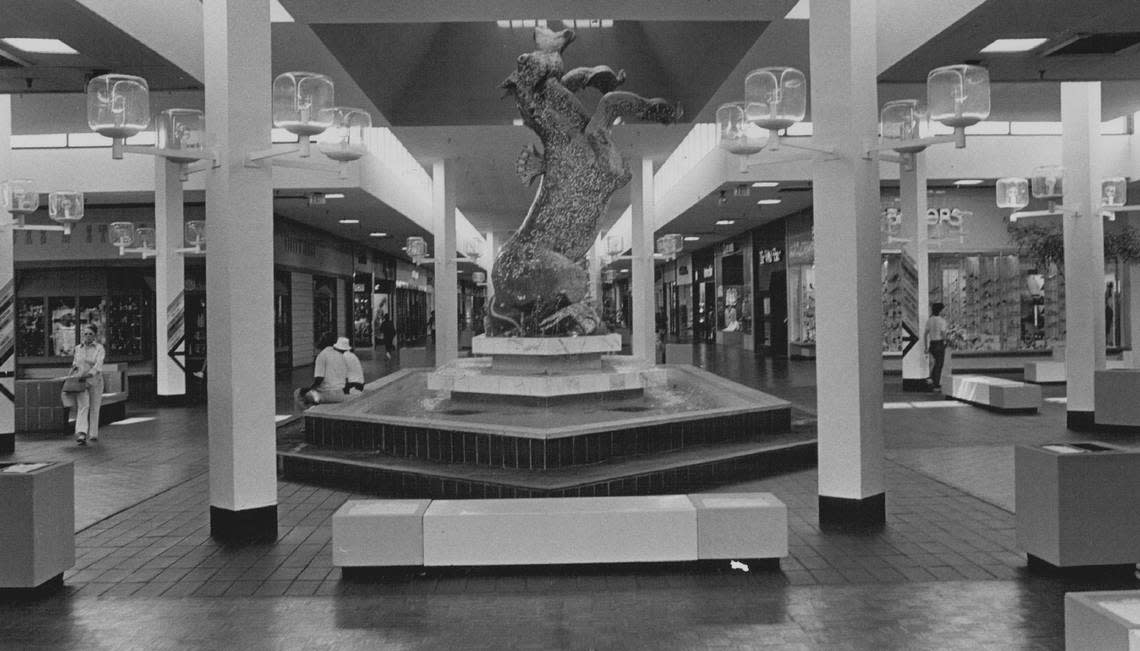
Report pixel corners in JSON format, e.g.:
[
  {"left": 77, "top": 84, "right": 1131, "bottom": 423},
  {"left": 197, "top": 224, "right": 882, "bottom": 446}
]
[{"left": 76, "top": 432, "right": 87, "bottom": 446}]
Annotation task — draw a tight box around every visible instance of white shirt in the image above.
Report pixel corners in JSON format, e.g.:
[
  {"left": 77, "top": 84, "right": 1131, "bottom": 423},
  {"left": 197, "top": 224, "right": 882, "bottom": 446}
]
[
  {"left": 343, "top": 350, "right": 364, "bottom": 385},
  {"left": 313, "top": 346, "right": 349, "bottom": 393},
  {"left": 72, "top": 342, "right": 106, "bottom": 378},
  {"left": 924, "top": 315, "right": 948, "bottom": 343}
]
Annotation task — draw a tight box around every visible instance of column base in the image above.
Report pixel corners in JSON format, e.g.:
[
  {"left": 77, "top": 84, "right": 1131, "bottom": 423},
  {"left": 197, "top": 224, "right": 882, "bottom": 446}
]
[
  {"left": 819, "top": 493, "right": 886, "bottom": 531},
  {"left": 1066, "top": 410, "right": 1096, "bottom": 432},
  {"left": 0, "top": 431, "right": 12, "bottom": 455},
  {"left": 0, "top": 573, "right": 63, "bottom": 599},
  {"left": 210, "top": 505, "right": 278, "bottom": 544},
  {"left": 901, "top": 378, "right": 932, "bottom": 392},
  {"left": 155, "top": 393, "right": 188, "bottom": 407},
  {"left": 1026, "top": 553, "right": 1137, "bottom": 577}
]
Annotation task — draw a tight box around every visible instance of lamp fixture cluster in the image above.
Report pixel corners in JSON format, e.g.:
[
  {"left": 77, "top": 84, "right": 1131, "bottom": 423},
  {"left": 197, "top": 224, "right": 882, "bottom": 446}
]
[
  {"left": 0, "top": 180, "right": 84, "bottom": 235},
  {"left": 998, "top": 168, "right": 1140, "bottom": 222}
]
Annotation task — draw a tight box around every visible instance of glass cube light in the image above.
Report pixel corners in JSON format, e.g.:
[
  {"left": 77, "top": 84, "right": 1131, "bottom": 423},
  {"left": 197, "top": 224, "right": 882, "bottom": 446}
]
[
  {"left": 656, "top": 233, "right": 684, "bottom": 258},
  {"left": 744, "top": 66, "right": 806, "bottom": 131},
  {"left": 606, "top": 236, "right": 624, "bottom": 257},
  {"left": 134, "top": 226, "right": 156, "bottom": 250},
  {"left": 717, "top": 103, "right": 766, "bottom": 155},
  {"left": 86, "top": 73, "right": 149, "bottom": 158},
  {"left": 1030, "top": 165, "right": 1064, "bottom": 199},
  {"left": 109, "top": 221, "right": 135, "bottom": 247},
  {"left": 272, "top": 72, "right": 335, "bottom": 137},
  {"left": 996, "top": 178, "right": 1029, "bottom": 210},
  {"left": 1101, "top": 177, "right": 1127, "bottom": 207},
  {"left": 47, "top": 191, "right": 84, "bottom": 227},
  {"left": 317, "top": 107, "right": 371, "bottom": 162},
  {"left": 0, "top": 178, "right": 39, "bottom": 214},
  {"left": 472, "top": 271, "right": 486, "bottom": 284},
  {"left": 156, "top": 109, "right": 206, "bottom": 164},
  {"left": 879, "top": 99, "right": 929, "bottom": 153},
  {"left": 602, "top": 269, "right": 616, "bottom": 284},
  {"left": 927, "top": 64, "right": 990, "bottom": 129},
  {"left": 185, "top": 220, "right": 206, "bottom": 247},
  {"left": 405, "top": 236, "right": 427, "bottom": 260}
]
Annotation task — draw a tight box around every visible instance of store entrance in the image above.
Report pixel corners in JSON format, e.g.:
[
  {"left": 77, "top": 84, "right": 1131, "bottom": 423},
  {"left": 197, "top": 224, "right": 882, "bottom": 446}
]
[
  {"left": 767, "top": 269, "right": 788, "bottom": 357},
  {"left": 693, "top": 280, "right": 717, "bottom": 343}
]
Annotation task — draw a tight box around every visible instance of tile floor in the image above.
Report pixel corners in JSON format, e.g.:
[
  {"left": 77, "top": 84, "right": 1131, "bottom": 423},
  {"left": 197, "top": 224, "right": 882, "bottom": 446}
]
[{"left": 2, "top": 344, "right": 1139, "bottom": 649}]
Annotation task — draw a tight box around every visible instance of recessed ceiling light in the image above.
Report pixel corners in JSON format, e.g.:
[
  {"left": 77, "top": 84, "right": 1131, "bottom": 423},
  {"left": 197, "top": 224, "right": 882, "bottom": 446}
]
[
  {"left": 756, "top": 199, "right": 782, "bottom": 205},
  {"left": 953, "top": 179, "right": 984, "bottom": 186},
  {"left": 338, "top": 219, "right": 359, "bottom": 224},
  {"left": 980, "top": 38, "right": 1048, "bottom": 54},
  {"left": 619, "top": 268, "right": 629, "bottom": 272},
  {"left": 325, "top": 193, "right": 345, "bottom": 199},
  {"left": 369, "top": 232, "right": 387, "bottom": 237},
  {"left": 0, "top": 38, "right": 77, "bottom": 54},
  {"left": 683, "top": 236, "right": 701, "bottom": 242},
  {"left": 716, "top": 219, "right": 735, "bottom": 226},
  {"left": 751, "top": 182, "right": 779, "bottom": 188}
]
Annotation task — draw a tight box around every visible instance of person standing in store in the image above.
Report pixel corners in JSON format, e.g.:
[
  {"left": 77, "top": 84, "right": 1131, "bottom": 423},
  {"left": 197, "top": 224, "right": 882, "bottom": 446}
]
[
  {"left": 294, "top": 334, "right": 351, "bottom": 408},
  {"left": 72, "top": 324, "right": 106, "bottom": 445},
  {"left": 378, "top": 314, "right": 397, "bottom": 361},
  {"left": 924, "top": 302, "right": 949, "bottom": 391}
]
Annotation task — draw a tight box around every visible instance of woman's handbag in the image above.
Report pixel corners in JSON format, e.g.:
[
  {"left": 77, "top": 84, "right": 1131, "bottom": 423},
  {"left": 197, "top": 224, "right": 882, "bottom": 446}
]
[{"left": 61, "top": 375, "right": 87, "bottom": 393}]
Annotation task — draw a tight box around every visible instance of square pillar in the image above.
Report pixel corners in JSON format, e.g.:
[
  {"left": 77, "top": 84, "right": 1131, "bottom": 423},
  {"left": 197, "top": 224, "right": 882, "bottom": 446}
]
[
  {"left": 901, "top": 153, "right": 931, "bottom": 390},
  {"left": 155, "top": 158, "right": 186, "bottom": 403},
  {"left": 432, "top": 159, "right": 458, "bottom": 365},
  {"left": 0, "top": 96, "right": 13, "bottom": 455},
  {"left": 1061, "top": 82, "right": 1107, "bottom": 430},
  {"left": 204, "top": 0, "right": 278, "bottom": 542},
  {"left": 809, "top": 0, "right": 885, "bottom": 527},
  {"left": 631, "top": 158, "right": 656, "bottom": 360}
]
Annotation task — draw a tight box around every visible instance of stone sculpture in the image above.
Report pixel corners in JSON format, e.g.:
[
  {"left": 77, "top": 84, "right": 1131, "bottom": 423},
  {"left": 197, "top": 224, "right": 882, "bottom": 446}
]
[{"left": 487, "top": 26, "right": 682, "bottom": 337}]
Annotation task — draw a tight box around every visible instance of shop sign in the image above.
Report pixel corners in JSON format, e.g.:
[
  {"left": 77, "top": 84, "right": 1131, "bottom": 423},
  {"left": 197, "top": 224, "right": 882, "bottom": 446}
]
[
  {"left": 352, "top": 283, "right": 366, "bottom": 293},
  {"left": 927, "top": 207, "right": 970, "bottom": 244},
  {"left": 786, "top": 234, "right": 813, "bottom": 265},
  {"left": 721, "top": 242, "right": 736, "bottom": 256},
  {"left": 757, "top": 247, "right": 783, "bottom": 264}
]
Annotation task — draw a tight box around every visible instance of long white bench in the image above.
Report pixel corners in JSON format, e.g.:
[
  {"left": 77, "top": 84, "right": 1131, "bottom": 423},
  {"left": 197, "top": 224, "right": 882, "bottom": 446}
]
[
  {"left": 948, "top": 374, "right": 1041, "bottom": 412},
  {"left": 1025, "top": 359, "right": 1130, "bottom": 384},
  {"left": 332, "top": 493, "right": 787, "bottom": 571}
]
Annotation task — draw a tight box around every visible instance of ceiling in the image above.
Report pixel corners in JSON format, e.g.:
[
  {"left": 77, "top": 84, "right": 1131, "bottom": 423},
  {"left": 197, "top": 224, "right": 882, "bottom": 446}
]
[{"left": 8, "top": 0, "right": 1140, "bottom": 265}]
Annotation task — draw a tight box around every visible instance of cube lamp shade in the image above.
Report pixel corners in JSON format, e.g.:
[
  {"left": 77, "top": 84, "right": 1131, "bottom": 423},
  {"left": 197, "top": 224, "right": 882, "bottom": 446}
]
[
  {"left": 47, "top": 191, "right": 83, "bottom": 226},
  {"left": 744, "top": 67, "right": 806, "bottom": 131},
  {"left": 656, "top": 233, "right": 683, "bottom": 258},
  {"left": 317, "top": 107, "right": 371, "bottom": 162},
  {"left": 606, "top": 236, "right": 624, "bottom": 256},
  {"left": 879, "top": 99, "right": 929, "bottom": 153},
  {"left": 717, "top": 103, "right": 766, "bottom": 155},
  {"left": 405, "top": 236, "right": 427, "bottom": 260},
  {"left": 109, "top": 221, "right": 135, "bottom": 247},
  {"left": 272, "top": 72, "right": 334, "bottom": 137},
  {"left": 156, "top": 109, "right": 206, "bottom": 164},
  {"left": 472, "top": 271, "right": 486, "bottom": 284},
  {"left": 996, "top": 178, "right": 1029, "bottom": 210},
  {"left": 602, "top": 269, "right": 616, "bottom": 284},
  {"left": 0, "top": 179, "right": 39, "bottom": 214},
  {"left": 1030, "top": 165, "right": 1064, "bottom": 199},
  {"left": 1101, "top": 177, "right": 1127, "bottom": 207},
  {"left": 134, "top": 226, "right": 156, "bottom": 250},
  {"left": 86, "top": 73, "right": 150, "bottom": 139},
  {"left": 185, "top": 220, "right": 206, "bottom": 247},
  {"left": 926, "top": 64, "right": 990, "bottom": 129}
]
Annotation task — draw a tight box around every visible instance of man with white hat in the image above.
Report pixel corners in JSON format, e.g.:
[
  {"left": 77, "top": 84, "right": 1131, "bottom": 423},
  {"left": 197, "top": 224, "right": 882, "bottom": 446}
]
[{"left": 294, "top": 333, "right": 352, "bottom": 408}]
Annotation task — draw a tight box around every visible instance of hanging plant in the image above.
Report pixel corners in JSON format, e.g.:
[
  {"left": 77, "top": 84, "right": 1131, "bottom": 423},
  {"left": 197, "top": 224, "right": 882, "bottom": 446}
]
[
  {"left": 1007, "top": 222, "right": 1140, "bottom": 273},
  {"left": 1007, "top": 223, "right": 1064, "bottom": 274}
]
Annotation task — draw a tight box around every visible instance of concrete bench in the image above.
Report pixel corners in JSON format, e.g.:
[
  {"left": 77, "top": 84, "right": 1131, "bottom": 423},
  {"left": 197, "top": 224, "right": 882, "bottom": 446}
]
[
  {"left": 332, "top": 493, "right": 787, "bottom": 571},
  {"left": 948, "top": 374, "right": 1041, "bottom": 412},
  {"left": 16, "top": 363, "right": 130, "bottom": 432},
  {"left": 1065, "top": 591, "right": 1140, "bottom": 650},
  {"left": 1026, "top": 359, "right": 1130, "bottom": 384}
]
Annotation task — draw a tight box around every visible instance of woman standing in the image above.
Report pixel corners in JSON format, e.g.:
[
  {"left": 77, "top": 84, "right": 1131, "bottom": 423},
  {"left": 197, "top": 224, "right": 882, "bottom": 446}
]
[{"left": 71, "top": 324, "right": 105, "bottom": 445}]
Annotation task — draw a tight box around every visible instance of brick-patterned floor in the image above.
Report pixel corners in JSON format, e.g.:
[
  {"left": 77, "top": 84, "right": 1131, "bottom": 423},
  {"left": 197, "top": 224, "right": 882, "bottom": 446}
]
[{"left": 2, "top": 345, "right": 1139, "bottom": 649}]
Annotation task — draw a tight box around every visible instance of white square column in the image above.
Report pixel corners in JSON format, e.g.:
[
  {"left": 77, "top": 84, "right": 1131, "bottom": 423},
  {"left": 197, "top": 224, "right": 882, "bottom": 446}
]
[
  {"left": 631, "top": 158, "right": 656, "bottom": 360},
  {"left": 203, "top": 0, "right": 278, "bottom": 542},
  {"left": 1061, "top": 82, "right": 1107, "bottom": 429},
  {"left": 809, "top": 0, "right": 886, "bottom": 526},
  {"left": 900, "top": 153, "right": 931, "bottom": 389},
  {"left": 432, "top": 159, "right": 458, "bottom": 366},
  {"left": 0, "top": 96, "right": 13, "bottom": 455},
  {"left": 155, "top": 158, "right": 186, "bottom": 402}
]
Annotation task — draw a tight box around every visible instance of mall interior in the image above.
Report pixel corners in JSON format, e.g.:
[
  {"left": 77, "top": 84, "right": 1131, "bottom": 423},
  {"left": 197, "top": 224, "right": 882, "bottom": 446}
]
[{"left": 3, "top": 0, "right": 1140, "bottom": 648}]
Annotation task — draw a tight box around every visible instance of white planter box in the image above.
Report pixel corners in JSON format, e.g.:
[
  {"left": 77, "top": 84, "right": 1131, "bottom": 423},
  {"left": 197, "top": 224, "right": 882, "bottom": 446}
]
[{"left": 0, "top": 461, "right": 74, "bottom": 589}]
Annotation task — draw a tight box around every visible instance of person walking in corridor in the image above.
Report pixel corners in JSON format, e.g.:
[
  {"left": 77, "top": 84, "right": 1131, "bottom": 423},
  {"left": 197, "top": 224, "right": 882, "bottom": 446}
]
[
  {"left": 924, "top": 302, "right": 949, "bottom": 391},
  {"left": 72, "top": 324, "right": 106, "bottom": 445}
]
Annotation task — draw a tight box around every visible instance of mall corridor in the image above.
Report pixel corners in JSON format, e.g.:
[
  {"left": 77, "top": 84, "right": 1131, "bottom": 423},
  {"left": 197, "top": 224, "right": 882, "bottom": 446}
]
[{"left": 2, "top": 344, "right": 1139, "bottom": 649}]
